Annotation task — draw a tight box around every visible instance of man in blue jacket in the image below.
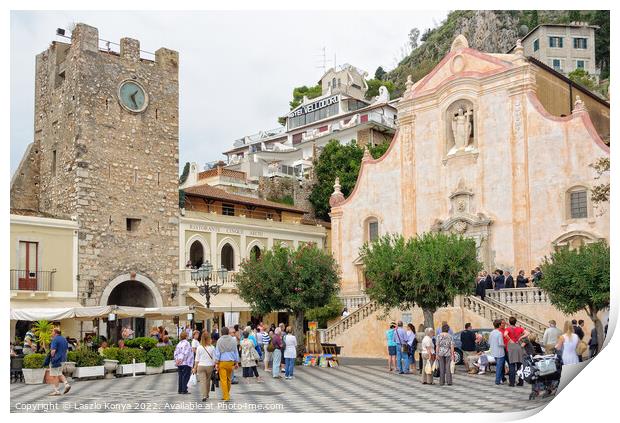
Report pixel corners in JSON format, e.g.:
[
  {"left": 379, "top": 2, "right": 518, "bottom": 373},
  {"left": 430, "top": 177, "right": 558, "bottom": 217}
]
[{"left": 45, "top": 328, "right": 70, "bottom": 396}]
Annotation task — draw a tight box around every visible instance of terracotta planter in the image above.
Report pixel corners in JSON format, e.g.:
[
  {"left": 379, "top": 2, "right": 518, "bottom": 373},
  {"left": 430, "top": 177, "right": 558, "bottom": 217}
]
[
  {"left": 23, "top": 368, "right": 47, "bottom": 385},
  {"left": 146, "top": 365, "right": 163, "bottom": 375}
]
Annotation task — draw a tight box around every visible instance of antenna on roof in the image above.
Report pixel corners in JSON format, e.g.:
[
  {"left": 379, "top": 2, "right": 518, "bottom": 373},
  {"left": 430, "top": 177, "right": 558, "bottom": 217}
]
[{"left": 316, "top": 46, "right": 328, "bottom": 74}]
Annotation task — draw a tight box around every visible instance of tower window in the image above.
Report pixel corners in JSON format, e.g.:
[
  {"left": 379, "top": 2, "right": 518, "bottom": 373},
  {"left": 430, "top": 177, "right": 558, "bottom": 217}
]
[
  {"left": 573, "top": 38, "right": 587, "bottom": 49},
  {"left": 157, "top": 172, "right": 160, "bottom": 186},
  {"left": 549, "top": 36, "right": 563, "bottom": 48},
  {"left": 126, "top": 218, "right": 141, "bottom": 232},
  {"left": 51, "top": 150, "right": 57, "bottom": 177},
  {"left": 133, "top": 169, "right": 138, "bottom": 184},
  {"left": 533, "top": 39, "right": 539, "bottom": 52}
]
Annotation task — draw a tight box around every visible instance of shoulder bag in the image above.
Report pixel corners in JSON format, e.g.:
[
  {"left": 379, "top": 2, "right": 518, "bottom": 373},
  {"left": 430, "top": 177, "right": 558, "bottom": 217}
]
[{"left": 396, "top": 329, "right": 409, "bottom": 353}]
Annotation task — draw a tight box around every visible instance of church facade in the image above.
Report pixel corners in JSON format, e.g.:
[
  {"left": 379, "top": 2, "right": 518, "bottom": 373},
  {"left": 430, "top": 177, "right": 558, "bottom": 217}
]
[{"left": 330, "top": 35, "right": 609, "bottom": 297}]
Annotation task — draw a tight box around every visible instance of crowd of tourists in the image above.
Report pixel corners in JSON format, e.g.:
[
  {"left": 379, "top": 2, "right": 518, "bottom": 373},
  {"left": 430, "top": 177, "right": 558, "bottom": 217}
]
[
  {"left": 173, "top": 321, "right": 298, "bottom": 402},
  {"left": 474, "top": 268, "right": 543, "bottom": 299},
  {"left": 385, "top": 315, "right": 605, "bottom": 390}
]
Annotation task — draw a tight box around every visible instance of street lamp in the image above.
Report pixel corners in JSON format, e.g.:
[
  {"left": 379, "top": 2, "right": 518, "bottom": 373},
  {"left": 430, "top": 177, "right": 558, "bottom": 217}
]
[{"left": 190, "top": 260, "right": 228, "bottom": 309}]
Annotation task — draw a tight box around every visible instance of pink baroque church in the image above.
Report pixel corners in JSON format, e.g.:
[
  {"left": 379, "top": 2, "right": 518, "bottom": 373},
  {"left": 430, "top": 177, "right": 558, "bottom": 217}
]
[{"left": 325, "top": 36, "right": 609, "bottom": 358}]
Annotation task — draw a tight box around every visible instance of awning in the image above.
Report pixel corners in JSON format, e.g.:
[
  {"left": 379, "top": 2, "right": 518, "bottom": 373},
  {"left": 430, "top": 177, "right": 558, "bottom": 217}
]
[
  {"left": 10, "top": 299, "right": 85, "bottom": 321},
  {"left": 10, "top": 304, "right": 204, "bottom": 321},
  {"left": 187, "top": 292, "right": 251, "bottom": 312}
]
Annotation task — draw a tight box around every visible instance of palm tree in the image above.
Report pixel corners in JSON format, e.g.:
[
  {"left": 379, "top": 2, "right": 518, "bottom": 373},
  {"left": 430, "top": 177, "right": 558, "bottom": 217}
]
[{"left": 33, "top": 320, "right": 54, "bottom": 352}]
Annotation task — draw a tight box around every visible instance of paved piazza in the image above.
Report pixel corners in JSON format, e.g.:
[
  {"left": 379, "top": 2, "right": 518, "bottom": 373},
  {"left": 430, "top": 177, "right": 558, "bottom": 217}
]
[{"left": 11, "top": 361, "right": 552, "bottom": 413}]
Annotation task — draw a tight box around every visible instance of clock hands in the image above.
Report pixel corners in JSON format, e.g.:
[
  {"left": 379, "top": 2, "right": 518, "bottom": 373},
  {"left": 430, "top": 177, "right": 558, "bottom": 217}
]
[{"left": 129, "top": 90, "right": 139, "bottom": 108}]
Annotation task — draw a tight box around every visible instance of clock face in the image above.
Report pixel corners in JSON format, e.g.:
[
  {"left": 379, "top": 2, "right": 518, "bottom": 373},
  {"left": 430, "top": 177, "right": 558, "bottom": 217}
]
[{"left": 118, "top": 80, "right": 148, "bottom": 112}]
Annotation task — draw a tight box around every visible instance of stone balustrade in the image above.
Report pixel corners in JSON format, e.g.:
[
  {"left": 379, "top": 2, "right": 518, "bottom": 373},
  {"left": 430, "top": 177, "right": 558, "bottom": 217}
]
[
  {"left": 463, "top": 296, "right": 545, "bottom": 337},
  {"left": 339, "top": 294, "right": 370, "bottom": 311},
  {"left": 180, "top": 269, "right": 239, "bottom": 291},
  {"left": 324, "top": 300, "right": 378, "bottom": 342},
  {"left": 485, "top": 288, "right": 549, "bottom": 305}
]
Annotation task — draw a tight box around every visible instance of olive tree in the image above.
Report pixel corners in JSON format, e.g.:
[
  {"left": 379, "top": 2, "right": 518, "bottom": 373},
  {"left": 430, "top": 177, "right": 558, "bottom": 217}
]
[
  {"left": 360, "top": 232, "right": 482, "bottom": 329},
  {"left": 539, "top": 241, "right": 610, "bottom": 353}
]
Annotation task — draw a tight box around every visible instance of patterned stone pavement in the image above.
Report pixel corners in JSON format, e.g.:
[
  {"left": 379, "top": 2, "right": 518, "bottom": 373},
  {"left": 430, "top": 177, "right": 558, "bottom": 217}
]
[{"left": 10, "top": 363, "right": 553, "bottom": 413}]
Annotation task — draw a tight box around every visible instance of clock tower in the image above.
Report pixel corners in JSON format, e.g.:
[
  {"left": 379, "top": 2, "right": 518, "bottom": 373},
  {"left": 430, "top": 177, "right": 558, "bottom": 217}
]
[{"left": 11, "top": 23, "right": 180, "bottom": 316}]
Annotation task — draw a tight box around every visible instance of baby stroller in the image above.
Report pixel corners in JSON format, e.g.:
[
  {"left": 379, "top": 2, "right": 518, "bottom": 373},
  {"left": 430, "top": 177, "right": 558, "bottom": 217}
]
[{"left": 518, "top": 353, "right": 562, "bottom": 400}]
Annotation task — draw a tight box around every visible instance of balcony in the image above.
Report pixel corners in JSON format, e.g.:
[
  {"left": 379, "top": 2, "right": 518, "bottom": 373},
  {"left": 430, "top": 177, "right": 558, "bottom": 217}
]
[
  {"left": 10, "top": 270, "right": 56, "bottom": 292},
  {"left": 181, "top": 268, "right": 239, "bottom": 292}
]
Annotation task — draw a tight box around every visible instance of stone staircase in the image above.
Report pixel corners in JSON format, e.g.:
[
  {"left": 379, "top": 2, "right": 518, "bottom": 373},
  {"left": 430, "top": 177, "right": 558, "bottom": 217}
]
[
  {"left": 321, "top": 289, "right": 550, "bottom": 343},
  {"left": 322, "top": 300, "right": 378, "bottom": 343},
  {"left": 462, "top": 295, "right": 546, "bottom": 337}
]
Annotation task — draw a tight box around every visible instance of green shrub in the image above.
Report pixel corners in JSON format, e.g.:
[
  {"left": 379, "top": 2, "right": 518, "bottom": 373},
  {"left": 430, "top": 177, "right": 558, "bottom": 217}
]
[
  {"left": 23, "top": 353, "right": 46, "bottom": 369},
  {"left": 170, "top": 337, "right": 179, "bottom": 346},
  {"left": 117, "top": 348, "right": 147, "bottom": 365},
  {"left": 145, "top": 348, "right": 165, "bottom": 367},
  {"left": 124, "top": 337, "right": 157, "bottom": 351},
  {"left": 101, "top": 347, "right": 120, "bottom": 361},
  {"left": 74, "top": 348, "right": 104, "bottom": 367},
  {"left": 158, "top": 345, "right": 175, "bottom": 360},
  {"left": 67, "top": 351, "right": 77, "bottom": 363}
]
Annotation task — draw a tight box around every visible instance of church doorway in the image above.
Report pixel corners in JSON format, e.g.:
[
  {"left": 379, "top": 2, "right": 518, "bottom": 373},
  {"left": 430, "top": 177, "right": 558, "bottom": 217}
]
[{"left": 106, "top": 280, "right": 157, "bottom": 343}]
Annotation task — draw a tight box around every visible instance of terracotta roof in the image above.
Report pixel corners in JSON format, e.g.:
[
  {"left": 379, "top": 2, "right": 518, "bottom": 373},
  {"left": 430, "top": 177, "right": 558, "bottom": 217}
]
[{"left": 183, "top": 185, "right": 308, "bottom": 214}]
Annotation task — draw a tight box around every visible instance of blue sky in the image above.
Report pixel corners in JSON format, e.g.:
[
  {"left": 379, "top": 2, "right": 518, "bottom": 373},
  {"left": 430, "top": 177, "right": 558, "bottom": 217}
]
[{"left": 10, "top": 10, "right": 448, "bottom": 174}]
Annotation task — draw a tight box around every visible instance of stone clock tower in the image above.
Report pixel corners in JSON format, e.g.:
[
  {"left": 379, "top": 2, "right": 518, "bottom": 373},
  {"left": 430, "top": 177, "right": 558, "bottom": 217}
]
[{"left": 11, "top": 23, "right": 180, "bottom": 315}]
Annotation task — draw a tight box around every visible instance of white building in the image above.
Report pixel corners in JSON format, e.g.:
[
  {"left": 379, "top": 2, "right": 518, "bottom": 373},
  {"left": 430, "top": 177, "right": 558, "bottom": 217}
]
[{"left": 223, "top": 64, "right": 398, "bottom": 182}]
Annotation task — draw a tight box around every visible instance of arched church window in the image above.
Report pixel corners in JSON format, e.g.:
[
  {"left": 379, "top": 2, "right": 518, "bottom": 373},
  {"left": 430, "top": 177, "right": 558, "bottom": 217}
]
[
  {"left": 446, "top": 99, "right": 475, "bottom": 154},
  {"left": 189, "top": 241, "right": 204, "bottom": 268},
  {"left": 221, "top": 243, "right": 235, "bottom": 271}
]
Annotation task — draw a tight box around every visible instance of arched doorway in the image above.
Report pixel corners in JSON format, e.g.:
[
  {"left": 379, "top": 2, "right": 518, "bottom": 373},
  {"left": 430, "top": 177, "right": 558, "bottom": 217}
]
[
  {"left": 189, "top": 240, "right": 204, "bottom": 268},
  {"left": 105, "top": 279, "right": 158, "bottom": 343},
  {"left": 221, "top": 243, "right": 235, "bottom": 270},
  {"left": 250, "top": 245, "right": 261, "bottom": 260}
]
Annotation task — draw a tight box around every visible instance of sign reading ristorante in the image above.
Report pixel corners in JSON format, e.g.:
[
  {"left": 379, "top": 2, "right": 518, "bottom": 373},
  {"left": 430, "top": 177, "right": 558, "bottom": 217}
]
[
  {"left": 288, "top": 95, "right": 339, "bottom": 118},
  {"left": 188, "top": 224, "right": 265, "bottom": 237}
]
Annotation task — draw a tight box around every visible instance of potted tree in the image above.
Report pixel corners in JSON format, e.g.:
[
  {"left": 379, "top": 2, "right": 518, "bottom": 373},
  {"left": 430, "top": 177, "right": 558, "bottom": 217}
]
[
  {"left": 145, "top": 348, "right": 165, "bottom": 375},
  {"left": 33, "top": 320, "right": 54, "bottom": 352},
  {"left": 160, "top": 345, "right": 177, "bottom": 372},
  {"left": 73, "top": 348, "right": 104, "bottom": 379},
  {"left": 116, "top": 348, "right": 147, "bottom": 375},
  {"left": 101, "top": 347, "right": 120, "bottom": 379},
  {"left": 22, "top": 353, "right": 47, "bottom": 384}
]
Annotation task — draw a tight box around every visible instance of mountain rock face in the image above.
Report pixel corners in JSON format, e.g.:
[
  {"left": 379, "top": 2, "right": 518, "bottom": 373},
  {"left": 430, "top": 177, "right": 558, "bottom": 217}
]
[{"left": 386, "top": 10, "right": 605, "bottom": 95}]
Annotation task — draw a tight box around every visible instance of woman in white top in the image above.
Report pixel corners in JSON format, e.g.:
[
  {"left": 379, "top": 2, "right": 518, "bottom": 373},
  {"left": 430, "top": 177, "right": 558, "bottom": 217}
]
[
  {"left": 555, "top": 320, "right": 579, "bottom": 365},
  {"left": 283, "top": 326, "right": 298, "bottom": 380},
  {"left": 192, "top": 330, "right": 216, "bottom": 402},
  {"left": 420, "top": 328, "right": 434, "bottom": 385},
  {"left": 191, "top": 330, "right": 200, "bottom": 353}
]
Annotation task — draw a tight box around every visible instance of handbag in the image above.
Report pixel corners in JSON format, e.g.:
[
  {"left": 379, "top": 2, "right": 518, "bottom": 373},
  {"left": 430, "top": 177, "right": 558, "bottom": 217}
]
[
  {"left": 395, "top": 329, "right": 408, "bottom": 353},
  {"left": 267, "top": 341, "right": 275, "bottom": 353},
  {"left": 211, "top": 369, "right": 219, "bottom": 390},
  {"left": 432, "top": 361, "right": 440, "bottom": 378},
  {"left": 576, "top": 340, "right": 588, "bottom": 355}
]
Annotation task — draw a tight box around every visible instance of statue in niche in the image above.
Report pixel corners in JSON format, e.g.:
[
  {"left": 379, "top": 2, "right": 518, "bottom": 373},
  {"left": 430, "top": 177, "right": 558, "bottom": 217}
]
[{"left": 451, "top": 107, "right": 473, "bottom": 152}]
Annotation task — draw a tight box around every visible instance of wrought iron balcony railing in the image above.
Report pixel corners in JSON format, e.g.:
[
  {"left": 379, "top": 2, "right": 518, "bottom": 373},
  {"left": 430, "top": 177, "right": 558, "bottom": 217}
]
[{"left": 10, "top": 269, "right": 56, "bottom": 292}]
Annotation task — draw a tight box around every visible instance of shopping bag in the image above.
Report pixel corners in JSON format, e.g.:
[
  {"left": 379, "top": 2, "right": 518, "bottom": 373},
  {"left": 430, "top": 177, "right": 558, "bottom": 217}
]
[
  {"left": 450, "top": 360, "right": 455, "bottom": 374},
  {"left": 432, "top": 361, "right": 440, "bottom": 378},
  {"left": 187, "top": 373, "right": 197, "bottom": 390},
  {"left": 424, "top": 359, "right": 432, "bottom": 375}
]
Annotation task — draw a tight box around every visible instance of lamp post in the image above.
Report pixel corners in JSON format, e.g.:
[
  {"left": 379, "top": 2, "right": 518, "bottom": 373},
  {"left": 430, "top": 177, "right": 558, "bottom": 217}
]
[{"left": 190, "top": 260, "right": 228, "bottom": 309}]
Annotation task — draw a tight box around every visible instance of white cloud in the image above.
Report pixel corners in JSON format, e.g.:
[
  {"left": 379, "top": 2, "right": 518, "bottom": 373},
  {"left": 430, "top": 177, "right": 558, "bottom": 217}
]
[{"left": 10, "top": 10, "right": 447, "bottom": 174}]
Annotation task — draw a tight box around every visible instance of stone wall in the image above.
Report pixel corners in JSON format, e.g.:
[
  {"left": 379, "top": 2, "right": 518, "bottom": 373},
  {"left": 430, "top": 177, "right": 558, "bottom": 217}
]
[
  {"left": 258, "top": 176, "right": 315, "bottom": 218},
  {"left": 12, "top": 23, "right": 181, "bottom": 307},
  {"left": 10, "top": 143, "right": 40, "bottom": 211}
]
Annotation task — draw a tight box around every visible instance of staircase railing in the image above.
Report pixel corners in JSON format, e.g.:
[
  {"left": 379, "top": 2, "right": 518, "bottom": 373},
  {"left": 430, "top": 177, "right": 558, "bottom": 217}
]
[
  {"left": 463, "top": 296, "right": 544, "bottom": 337},
  {"left": 483, "top": 296, "right": 548, "bottom": 334},
  {"left": 323, "top": 300, "right": 378, "bottom": 342},
  {"left": 485, "top": 288, "right": 550, "bottom": 306}
]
